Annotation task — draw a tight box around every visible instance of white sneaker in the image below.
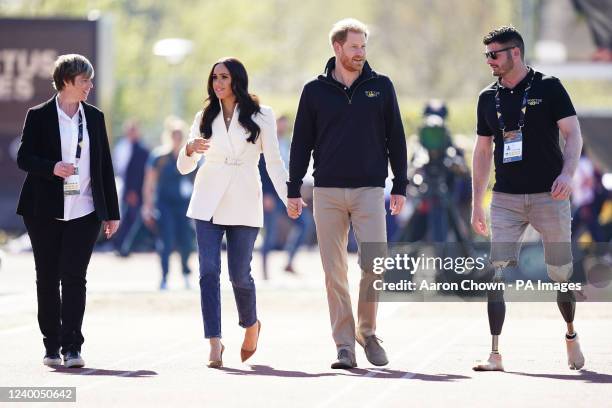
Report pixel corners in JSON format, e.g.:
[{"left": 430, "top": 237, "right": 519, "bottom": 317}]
[
  {"left": 566, "top": 334, "right": 585, "bottom": 370},
  {"left": 43, "top": 353, "right": 62, "bottom": 366},
  {"left": 473, "top": 352, "right": 504, "bottom": 371},
  {"left": 64, "top": 351, "right": 85, "bottom": 368}
]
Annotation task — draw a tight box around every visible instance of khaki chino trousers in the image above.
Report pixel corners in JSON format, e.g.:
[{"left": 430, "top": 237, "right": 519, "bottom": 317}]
[{"left": 313, "top": 187, "right": 387, "bottom": 352}]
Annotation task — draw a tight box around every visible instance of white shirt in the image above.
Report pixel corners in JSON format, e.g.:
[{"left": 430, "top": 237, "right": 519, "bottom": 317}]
[{"left": 55, "top": 96, "right": 95, "bottom": 221}]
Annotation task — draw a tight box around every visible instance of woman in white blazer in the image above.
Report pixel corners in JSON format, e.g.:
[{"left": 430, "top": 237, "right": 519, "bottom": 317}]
[{"left": 177, "top": 58, "right": 291, "bottom": 368}]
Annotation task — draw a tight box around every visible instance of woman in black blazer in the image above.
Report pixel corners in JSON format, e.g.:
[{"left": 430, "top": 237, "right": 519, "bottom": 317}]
[{"left": 16, "top": 54, "right": 120, "bottom": 369}]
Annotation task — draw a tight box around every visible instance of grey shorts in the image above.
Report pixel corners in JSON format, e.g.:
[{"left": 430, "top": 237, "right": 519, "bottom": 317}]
[{"left": 490, "top": 192, "right": 572, "bottom": 269}]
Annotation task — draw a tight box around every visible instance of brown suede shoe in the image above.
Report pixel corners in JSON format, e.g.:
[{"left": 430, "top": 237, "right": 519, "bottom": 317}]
[
  {"left": 331, "top": 349, "right": 357, "bottom": 369},
  {"left": 356, "top": 334, "right": 389, "bottom": 366}
]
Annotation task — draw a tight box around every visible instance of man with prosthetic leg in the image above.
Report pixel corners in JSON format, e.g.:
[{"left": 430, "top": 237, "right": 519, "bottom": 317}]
[{"left": 471, "top": 26, "right": 585, "bottom": 371}]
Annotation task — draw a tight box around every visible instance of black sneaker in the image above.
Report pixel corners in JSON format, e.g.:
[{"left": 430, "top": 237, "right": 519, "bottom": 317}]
[
  {"left": 63, "top": 351, "right": 85, "bottom": 368},
  {"left": 43, "top": 352, "right": 62, "bottom": 366}
]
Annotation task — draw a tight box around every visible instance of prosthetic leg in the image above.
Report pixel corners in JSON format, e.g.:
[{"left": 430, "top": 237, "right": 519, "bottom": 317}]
[
  {"left": 548, "top": 263, "right": 585, "bottom": 370},
  {"left": 473, "top": 261, "right": 508, "bottom": 371}
]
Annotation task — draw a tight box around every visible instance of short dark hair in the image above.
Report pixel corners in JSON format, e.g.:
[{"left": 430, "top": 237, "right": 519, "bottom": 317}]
[
  {"left": 52, "top": 54, "right": 94, "bottom": 91},
  {"left": 483, "top": 26, "right": 525, "bottom": 60}
]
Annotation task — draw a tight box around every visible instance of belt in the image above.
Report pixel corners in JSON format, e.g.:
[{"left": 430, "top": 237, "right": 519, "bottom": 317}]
[
  {"left": 223, "top": 157, "right": 243, "bottom": 166},
  {"left": 206, "top": 157, "right": 245, "bottom": 166}
]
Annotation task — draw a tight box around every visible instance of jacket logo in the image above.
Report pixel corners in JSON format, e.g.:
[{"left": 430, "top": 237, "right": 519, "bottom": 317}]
[
  {"left": 527, "top": 98, "right": 542, "bottom": 106},
  {"left": 365, "top": 90, "right": 380, "bottom": 98}
]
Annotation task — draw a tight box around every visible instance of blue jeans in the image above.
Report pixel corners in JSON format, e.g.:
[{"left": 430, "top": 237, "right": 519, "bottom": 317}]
[
  {"left": 157, "top": 201, "right": 193, "bottom": 279},
  {"left": 195, "top": 220, "right": 259, "bottom": 338}
]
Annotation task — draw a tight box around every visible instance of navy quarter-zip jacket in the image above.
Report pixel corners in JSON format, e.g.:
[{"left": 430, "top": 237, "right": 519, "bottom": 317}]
[{"left": 287, "top": 57, "right": 408, "bottom": 198}]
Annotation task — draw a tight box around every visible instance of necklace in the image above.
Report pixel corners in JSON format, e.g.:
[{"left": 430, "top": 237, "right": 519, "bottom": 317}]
[{"left": 223, "top": 103, "right": 236, "bottom": 124}]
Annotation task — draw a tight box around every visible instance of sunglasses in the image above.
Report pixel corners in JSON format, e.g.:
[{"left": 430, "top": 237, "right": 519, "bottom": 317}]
[{"left": 484, "top": 46, "right": 515, "bottom": 60}]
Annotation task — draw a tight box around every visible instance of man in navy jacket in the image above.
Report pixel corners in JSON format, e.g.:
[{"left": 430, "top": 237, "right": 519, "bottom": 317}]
[
  {"left": 287, "top": 18, "right": 408, "bottom": 369},
  {"left": 112, "top": 121, "right": 150, "bottom": 254}
]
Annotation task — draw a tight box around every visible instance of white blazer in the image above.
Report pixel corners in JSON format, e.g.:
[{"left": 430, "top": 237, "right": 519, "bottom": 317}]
[{"left": 177, "top": 104, "right": 288, "bottom": 227}]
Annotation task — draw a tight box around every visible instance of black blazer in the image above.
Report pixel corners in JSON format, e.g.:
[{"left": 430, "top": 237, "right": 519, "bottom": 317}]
[{"left": 16, "top": 96, "right": 120, "bottom": 221}]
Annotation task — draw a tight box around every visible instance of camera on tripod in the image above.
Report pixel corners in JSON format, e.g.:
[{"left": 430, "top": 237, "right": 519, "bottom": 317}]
[{"left": 388, "top": 101, "right": 491, "bottom": 295}]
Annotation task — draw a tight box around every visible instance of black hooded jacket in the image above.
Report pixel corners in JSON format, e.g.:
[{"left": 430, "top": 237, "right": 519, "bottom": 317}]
[{"left": 287, "top": 57, "right": 408, "bottom": 198}]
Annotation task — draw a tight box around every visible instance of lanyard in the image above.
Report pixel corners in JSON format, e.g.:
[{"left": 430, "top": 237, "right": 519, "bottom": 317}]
[
  {"left": 494, "top": 69, "right": 534, "bottom": 131},
  {"left": 75, "top": 110, "right": 83, "bottom": 162}
]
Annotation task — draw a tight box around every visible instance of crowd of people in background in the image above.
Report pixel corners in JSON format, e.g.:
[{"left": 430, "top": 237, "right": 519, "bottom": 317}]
[
  {"left": 107, "top": 109, "right": 610, "bottom": 289},
  {"left": 13, "top": 20, "right": 612, "bottom": 373}
]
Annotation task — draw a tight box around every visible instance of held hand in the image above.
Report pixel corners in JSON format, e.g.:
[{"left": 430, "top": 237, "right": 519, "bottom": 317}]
[
  {"left": 186, "top": 138, "right": 210, "bottom": 156},
  {"left": 551, "top": 173, "right": 573, "bottom": 200},
  {"left": 53, "top": 162, "right": 76, "bottom": 179},
  {"left": 287, "top": 197, "right": 307, "bottom": 219},
  {"left": 102, "top": 220, "right": 120, "bottom": 239},
  {"left": 389, "top": 194, "right": 406, "bottom": 216},
  {"left": 471, "top": 205, "right": 489, "bottom": 236}
]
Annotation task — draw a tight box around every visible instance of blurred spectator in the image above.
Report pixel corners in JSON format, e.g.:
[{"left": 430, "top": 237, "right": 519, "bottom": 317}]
[
  {"left": 259, "top": 154, "right": 284, "bottom": 279},
  {"left": 260, "top": 115, "right": 314, "bottom": 278},
  {"left": 572, "top": 0, "right": 612, "bottom": 61},
  {"left": 571, "top": 149, "right": 606, "bottom": 245},
  {"left": 284, "top": 177, "right": 315, "bottom": 273},
  {"left": 142, "top": 117, "right": 195, "bottom": 290},
  {"left": 396, "top": 101, "right": 470, "bottom": 243},
  {"left": 423, "top": 98, "right": 449, "bottom": 119},
  {"left": 112, "top": 120, "right": 150, "bottom": 255}
]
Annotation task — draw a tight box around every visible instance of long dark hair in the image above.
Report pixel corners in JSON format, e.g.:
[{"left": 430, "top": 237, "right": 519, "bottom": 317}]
[{"left": 200, "top": 57, "right": 261, "bottom": 143}]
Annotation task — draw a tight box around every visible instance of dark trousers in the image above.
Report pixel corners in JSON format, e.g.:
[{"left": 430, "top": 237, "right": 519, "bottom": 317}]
[
  {"left": 573, "top": 0, "right": 612, "bottom": 48},
  {"left": 23, "top": 212, "right": 101, "bottom": 355},
  {"left": 157, "top": 200, "right": 193, "bottom": 279}
]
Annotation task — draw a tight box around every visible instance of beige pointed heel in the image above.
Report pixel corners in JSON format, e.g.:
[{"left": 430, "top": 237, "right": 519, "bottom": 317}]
[{"left": 207, "top": 344, "right": 225, "bottom": 368}]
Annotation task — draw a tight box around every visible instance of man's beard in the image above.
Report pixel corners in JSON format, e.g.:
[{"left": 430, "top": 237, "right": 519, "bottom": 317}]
[
  {"left": 339, "top": 53, "right": 364, "bottom": 72},
  {"left": 493, "top": 58, "right": 514, "bottom": 77}
]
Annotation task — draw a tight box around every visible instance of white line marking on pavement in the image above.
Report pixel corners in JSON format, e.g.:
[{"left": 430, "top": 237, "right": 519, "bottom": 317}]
[
  {"left": 365, "top": 320, "right": 480, "bottom": 406},
  {"left": 76, "top": 341, "right": 206, "bottom": 393},
  {"left": 0, "top": 294, "right": 37, "bottom": 316},
  {"left": 38, "top": 336, "right": 195, "bottom": 389},
  {"left": 0, "top": 323, "right": 38, "bottom": 335},
  {"left": 316, "top": 321, "right": 456, "bottom": 408}
]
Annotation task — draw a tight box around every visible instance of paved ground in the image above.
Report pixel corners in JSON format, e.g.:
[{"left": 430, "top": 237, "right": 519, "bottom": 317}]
[{"left": 1, "top": 250, "right": 611, "bottom": 407}]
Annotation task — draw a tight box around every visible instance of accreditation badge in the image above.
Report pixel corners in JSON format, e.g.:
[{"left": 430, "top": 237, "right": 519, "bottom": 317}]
[
  {"left": 63, "top": 170, "right": 80, "bottom": 196},
  {"left": 502, "top": 129, "right": 523, "bottom": 163}
]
